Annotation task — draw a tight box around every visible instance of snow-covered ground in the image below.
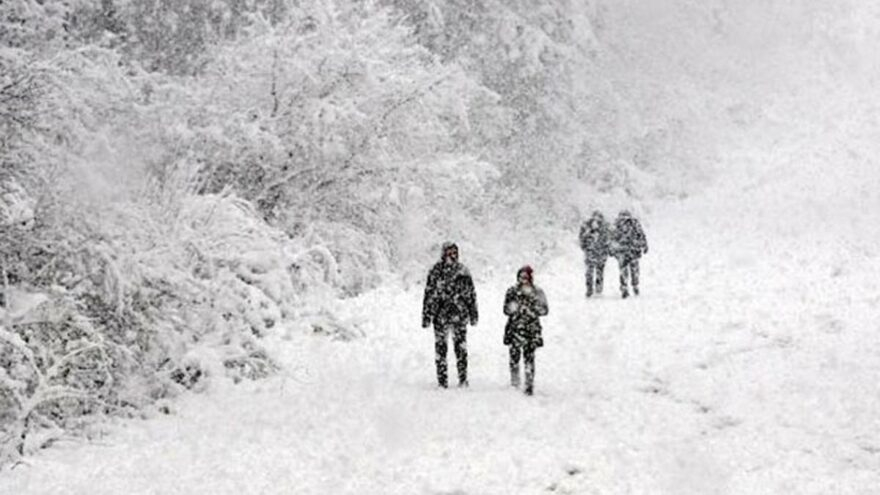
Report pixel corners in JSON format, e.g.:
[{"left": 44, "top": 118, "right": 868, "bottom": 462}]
[{"left": 3, "top": 151, "right": 879, "bottom": 494}]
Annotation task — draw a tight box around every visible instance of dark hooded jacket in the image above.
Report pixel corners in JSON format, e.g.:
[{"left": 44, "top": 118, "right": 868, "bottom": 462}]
[
  {"left": 503, "top": 268, "right": 548, "bottom": 347},
  {"left": 611, "top": 213, "right": 648, "bottom": 258},
  {"left": 422, "top": 243, "right": 478, "bottom": 327},
  {"left": 578, "top": 212, "right": 611, "bottom": 262}
]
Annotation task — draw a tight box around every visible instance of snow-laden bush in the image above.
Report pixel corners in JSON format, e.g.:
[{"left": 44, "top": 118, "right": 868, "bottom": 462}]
[
  {"left": 0, "top": 37, "right": 305, "bottom": 468},
  {"left": 0, "top": 188, "right": 339, "bottom": 466}
]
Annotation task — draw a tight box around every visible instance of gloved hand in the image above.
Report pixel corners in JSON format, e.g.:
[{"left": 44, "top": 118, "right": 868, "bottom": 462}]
[{"left": 422, "top": 317, "right": 431, "bottom": 329}]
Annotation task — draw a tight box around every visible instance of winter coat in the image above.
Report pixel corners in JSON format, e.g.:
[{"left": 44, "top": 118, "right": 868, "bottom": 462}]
[
  {"left": 503, "top": 284, "right": 548, "bottom": 348},
  {"left": 578, "top": 216, "right": 611, "bottom": 262},
  {"left": 422, "top": 260, "right": 478, "bottom": 327},
  {"left": 610, "top": 216, "right": 647, "bottom": 259}
]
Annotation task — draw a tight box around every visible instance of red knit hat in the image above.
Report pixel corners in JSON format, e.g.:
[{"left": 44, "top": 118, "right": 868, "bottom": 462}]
[{"left": 517, "top": 265, "right": 533, "bottom": 283}]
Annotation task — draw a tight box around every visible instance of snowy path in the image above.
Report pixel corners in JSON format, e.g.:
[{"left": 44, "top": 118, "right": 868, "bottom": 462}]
[{"left": 4, "top": 171, "right": 880, "bottom": 494}]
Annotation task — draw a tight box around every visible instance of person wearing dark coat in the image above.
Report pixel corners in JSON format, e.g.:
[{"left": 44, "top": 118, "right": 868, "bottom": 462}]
[
  {"left": 578, "top": 210, "right": 611, "bottom": 297},
  {"left": 610, "top": 210, "right": 648, "bottom": 298},
  {"left": 503, "top": 266, "right": 548, "bottom": 396},
  {"left": 422, "top": 242, "right": 478, "bottom": 388}
]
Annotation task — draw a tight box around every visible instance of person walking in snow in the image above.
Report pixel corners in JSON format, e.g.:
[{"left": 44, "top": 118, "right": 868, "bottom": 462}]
[
  {"left": 422, "top": 242, "right": 479, "bottom": 388},
  {"left": 610, "top": 210, "right": 648, "bottom": 298},
  {"left": 578, "top": 210, "right": 611, "bottom": 297},
  {"left": 503, "top": 266, "right": 549, "bottom": 396}
]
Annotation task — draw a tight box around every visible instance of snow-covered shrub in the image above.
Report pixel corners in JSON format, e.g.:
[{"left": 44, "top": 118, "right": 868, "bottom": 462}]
[
  {"left": 0, "top": 284, "right": 125, "bottom": 465},
  {"left": 173, "top": 190, "right": 363, "bottom": 341},
  {"left": 0, "top": 43, "right": 285, "bottom": 465},
  {"left": 0, "top": 186, "right": 311, "bottom": 465}
]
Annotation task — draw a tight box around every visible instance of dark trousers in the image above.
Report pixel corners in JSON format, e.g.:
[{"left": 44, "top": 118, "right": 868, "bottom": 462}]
[
  {"left": 434, "top": 323, "right": 467, "bottom": 386},
  {"left": 617, "top": 254, "right": 640, "bottom": 294},
  {"left": 585, "top": 258, "right": 606, "bottom": 295},
  {"left": 509, "top": 344, "right": 536, "bottom": 392}
]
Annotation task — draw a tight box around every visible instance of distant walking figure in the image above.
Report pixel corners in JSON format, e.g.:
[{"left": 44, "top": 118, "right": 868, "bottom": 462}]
[
  {"left": 578, "top": 210, "right": 611, "bottom": 297},
  {"left": 503, "top": 266, "right": 549, "bottom": 396},
  {"left": 422, "top": 242, "right": 479, "bottom": 388},
  {"left": 610, "top": 210, "right": 648, "bottom": 298}
]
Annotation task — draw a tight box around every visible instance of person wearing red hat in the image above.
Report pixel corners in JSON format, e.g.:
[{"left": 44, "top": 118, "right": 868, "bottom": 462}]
[{"left": 502, "top": 265, "right": 548, "bottom": 396}]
